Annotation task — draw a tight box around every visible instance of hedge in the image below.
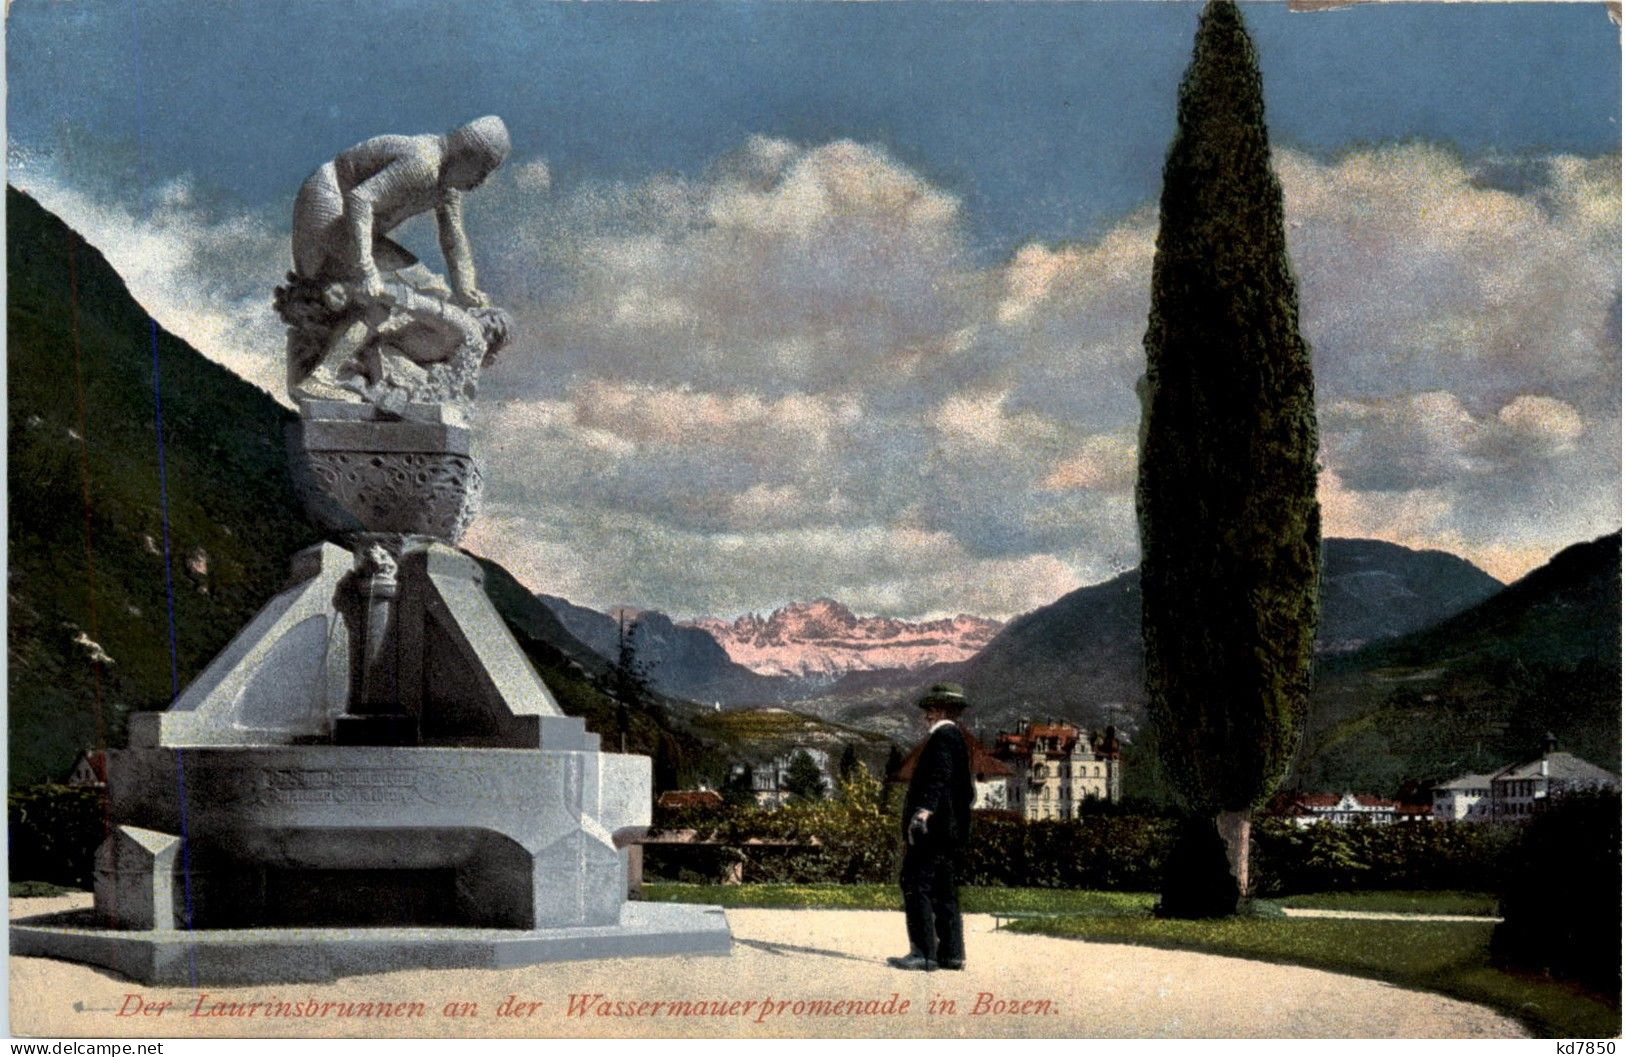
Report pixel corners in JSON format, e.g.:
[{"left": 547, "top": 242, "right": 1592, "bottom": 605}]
[
  {"left": 13, "top": 774, "right": 1530, "bottom": 899},
  {"left": 1492, "top": 791, "right": 1621, "bottom": 993},
  {"left": 1251, "top": 816, "right": 1521, "bottom": 896},
  {"left": 9, "top": 783, "right": 106, "bottom": 890},
  {"left": 649, "top": 775, "right": 1521, "bottom": 893}
]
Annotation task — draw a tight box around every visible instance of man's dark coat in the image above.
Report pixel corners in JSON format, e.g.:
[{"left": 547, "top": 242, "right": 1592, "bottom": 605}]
[
  {"left": 903, "top": 723, "right": 975, "bottom": 847},
  {"left": 899, "top": 721, "right": 975, "bottom": 964}
]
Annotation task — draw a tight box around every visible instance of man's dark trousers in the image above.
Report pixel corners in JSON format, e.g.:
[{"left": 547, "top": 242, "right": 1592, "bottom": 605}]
[
  {"left": 901, "top": 842, "right": 963, "bottom": 964},
  {"left": 900, "top": 721, "right": 973, "bottom": 965}
]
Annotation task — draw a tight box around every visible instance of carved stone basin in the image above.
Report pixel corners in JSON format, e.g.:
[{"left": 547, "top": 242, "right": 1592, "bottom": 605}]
[{"left": 288, "top": 401, "right": 481, "bottom": 543}]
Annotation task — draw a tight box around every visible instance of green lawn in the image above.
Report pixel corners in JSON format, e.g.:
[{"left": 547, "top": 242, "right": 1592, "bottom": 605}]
[
  {"left": 1276, "top": 890, "right": 1499, "bottom": 917},
  {"left": 641, "top": 883, "right": 1615, "bottom": 1038},
  {"left": 1009, "top": 914, "right": 1618, "bottom": 1040},
  {"left": 641, "top": 883, "right": 1154, "bottom": 916},
  {"left": 8, "top": 881, "right": 77, "bottom": 898}
]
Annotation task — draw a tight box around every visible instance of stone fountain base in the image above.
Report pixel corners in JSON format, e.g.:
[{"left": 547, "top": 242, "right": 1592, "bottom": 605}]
[
  {"left": 12, "top": 903, "right": 730, "bottom": 985},
  {"left": 12, "top": 536, "right": 730, "bottom": 983}
]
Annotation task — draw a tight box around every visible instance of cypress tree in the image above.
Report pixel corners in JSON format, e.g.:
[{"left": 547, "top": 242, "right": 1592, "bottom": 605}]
[{"left": 1136, "top": 0, "right": 1321, "bottom": 914}]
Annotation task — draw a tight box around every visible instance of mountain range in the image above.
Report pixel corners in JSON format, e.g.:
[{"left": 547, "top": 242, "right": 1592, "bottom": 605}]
[
  {"left": 537, "top": 593, "right": 791, "bottom": 706},
  {"left": 685, "top": 599, "right": 1001, "bottom": 679},
  {"left": 956, "top": 536, "right": 1508, "bottom": 731}
]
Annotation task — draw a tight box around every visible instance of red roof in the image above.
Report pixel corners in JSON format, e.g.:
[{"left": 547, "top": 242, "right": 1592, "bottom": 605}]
[
  {"left": 992, "top": 722, "right": 1120, "bottom": 761},
  {"left": 895, "top": 728, "right": 1012, "bottom": 782},
  {"left": 1266, "top": 791, "right": 1425, "bottom": 818},
  {"left": 656, "top": 790, "right": 724, "bottom": 810},
  {"left": 69, "top": 750, "right": 108, "bottom": 785}
]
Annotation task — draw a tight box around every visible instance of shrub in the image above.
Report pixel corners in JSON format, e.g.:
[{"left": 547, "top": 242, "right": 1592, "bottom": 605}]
[
  {"left": 1492, "top": 790, "right": 1621, "bottom": 994},
  {"left": 1251, "top": 817, "right": 1516, "bottom": 896},
  {"left": 9, "top": 783, "right": 105, "bottom": 889}
]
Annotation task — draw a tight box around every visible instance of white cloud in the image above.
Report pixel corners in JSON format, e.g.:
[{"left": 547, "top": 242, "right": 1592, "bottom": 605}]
[
  {"left": 11, "top": 162, "right": 290, "bottom": 402},
  {"left": 17, "top": 136, "right": 1619, "bottom": 618}
]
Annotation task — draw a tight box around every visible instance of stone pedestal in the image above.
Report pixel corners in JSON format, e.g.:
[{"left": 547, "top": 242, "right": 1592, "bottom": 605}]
[{"left": 15, "top": 436, "right": 729, "bottom": 979}]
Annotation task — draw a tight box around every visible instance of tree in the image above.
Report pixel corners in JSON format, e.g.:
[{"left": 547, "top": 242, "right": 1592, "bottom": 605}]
[
  {"left": 1136, "top": 0, "right": 1320, "bottom": 915},
  {"left": 651, "top": 730, "right": 681, "bottom": 793},
  {"left": 610, "top": 613, "right": 650, "bottom": 702},
  {"left": 782, "top": 750, "right": 827, "bottom": 802},
  {"left": 837, "top": 743, "right": 861, "bottom": 785},
  {"left": 883, "top": 745, "right": 905, "bottom": 782}
]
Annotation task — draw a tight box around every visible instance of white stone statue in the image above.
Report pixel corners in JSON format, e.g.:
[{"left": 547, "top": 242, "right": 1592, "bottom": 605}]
[{"left": 275, "top": 116, "right": 514, "bottom": 412}]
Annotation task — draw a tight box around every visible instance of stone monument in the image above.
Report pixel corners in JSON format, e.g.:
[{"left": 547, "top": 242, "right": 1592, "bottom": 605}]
[{"left": 13, "top": 117, "right": 730, "bottom": 983}]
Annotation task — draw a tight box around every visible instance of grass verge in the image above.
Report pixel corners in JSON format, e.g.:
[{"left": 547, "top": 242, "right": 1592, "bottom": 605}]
[
  {"left": 8, "top": 881, "right": 78, "bottom": 898},
  {"left": 641, "top": 883, "right": 1154, "bottom": 916},
  {"left": 1008, "top": 914, "right": 1617, "bottom": 1039},
  {"left": 1275, "top": 890, "right": 1498, "bottom": 916}
]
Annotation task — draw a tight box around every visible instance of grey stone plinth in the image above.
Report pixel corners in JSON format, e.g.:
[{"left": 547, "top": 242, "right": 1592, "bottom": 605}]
[
  {"left": 77, "top": 511, "right": 690, "bottom": 981},
  {"left": 11, "top": 903, "right": 731, "bottom": 985},
  {"left": 94, "top": 827, "right": 182, "bottom": 931}
]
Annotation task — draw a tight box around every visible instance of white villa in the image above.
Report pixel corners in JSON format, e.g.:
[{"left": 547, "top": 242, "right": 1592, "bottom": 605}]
[
  {"left": 1431, "top": 736, "right": 1619, "bottom": 822},
  {"left": 991, "top": 721, "right": 1123, "bottom": 820},
  {"left": 1485, "top": 735, "right": 1619, "bottom": 820},
  {"left": 1431, "top": 774, "right": 1493, "bottom": 821}
]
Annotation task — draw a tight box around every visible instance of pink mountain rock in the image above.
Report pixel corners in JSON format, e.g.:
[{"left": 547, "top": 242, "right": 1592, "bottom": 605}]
[{"left": 685, "top": 598, "right": 1003, "bottom": 679}]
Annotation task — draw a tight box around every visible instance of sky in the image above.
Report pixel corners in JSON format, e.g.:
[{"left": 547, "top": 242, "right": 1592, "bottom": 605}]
[{"left": 7, "top": 1, "right": 1621, "bottom": 621}]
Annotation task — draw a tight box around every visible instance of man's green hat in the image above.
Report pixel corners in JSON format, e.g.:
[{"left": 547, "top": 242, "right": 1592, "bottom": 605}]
[{"left": 916, "top": 682, "right": 967, "bottom": 714}]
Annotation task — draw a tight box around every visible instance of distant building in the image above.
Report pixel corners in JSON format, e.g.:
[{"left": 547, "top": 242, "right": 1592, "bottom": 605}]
[
  {"left": 732, "top": 747, "right": 834, "bottom": 808},
  {"left": 893, "top": 728, "right": 1014, "bottom": 810},
  {"left": 1486, "top": 734, "right": 1619, "bottom": 820},
  {"left": 1431, "top": 774, "right": 1492, "bottom": 821},
  {"left": 1268, "top": 791, "right": 1431, "bottom": 828},
  {"left": 656, "top": 789, "right": 724, "bottom": 811},
  {"left": 67, "top": 750, "right": 107, "bottom": 788},
  {"left": 990, "top": 721, "right": 1123, "bottom": 820}
]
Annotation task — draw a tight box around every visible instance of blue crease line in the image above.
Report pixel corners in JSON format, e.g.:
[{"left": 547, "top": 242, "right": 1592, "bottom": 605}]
[{"left": 128, "top": 0, "right": 197, "bottom": 988}]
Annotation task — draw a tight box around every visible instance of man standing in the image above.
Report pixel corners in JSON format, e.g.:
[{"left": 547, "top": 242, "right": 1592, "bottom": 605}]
[{"left": 889, "top": 682, "right": 974, "bottom": 972}]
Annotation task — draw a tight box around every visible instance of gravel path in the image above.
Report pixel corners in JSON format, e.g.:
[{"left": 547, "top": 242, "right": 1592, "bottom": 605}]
[
  {"left": 1280, "top": 909, "right": 1502, "bottom": 923},
  {"left": 9, "top": 896, "right": 1526, "bottom": 1039}
]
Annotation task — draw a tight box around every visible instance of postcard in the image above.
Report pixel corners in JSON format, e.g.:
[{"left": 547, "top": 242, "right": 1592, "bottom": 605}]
[{"left": 6, "top": 0, "right": 1620, "bottom": 1044}]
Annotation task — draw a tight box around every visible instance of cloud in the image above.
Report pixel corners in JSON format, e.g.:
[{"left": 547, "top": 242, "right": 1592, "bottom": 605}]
[
  {"left": 10, "top": 156, "right": 290, "bottom": 402},
  {"left": 16, "top": 136, "right": 1619, "bottom": 618},
  {"left": 1041, "top": 435, "right": 1139, "bottom": 493},
  {"left": 470, "top": 136, "right": 982, "bottom": 402},
  {"left": 1278, "top": 146, "right": 1621, "bottom": 419},
  {"left": 462, "top": 511, "right": 1084, "bottom": 621}
]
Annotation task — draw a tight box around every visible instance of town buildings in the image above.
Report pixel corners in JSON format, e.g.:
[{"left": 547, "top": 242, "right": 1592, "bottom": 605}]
[
  {"left": 1431, "top": 774, "right": 1492, "bottom": 821},
  {"left": 656, "top": 789, "right": 724, "bottom": 811},
  {"left": 66, "top": 749, "right": 107, "bottom": 788},
  {"left": 890, "top": 720, "right": 1122, "bottom": 818},
  {"left": 1276, "top": 736, "right": 1620, "bottom": 828},
  {"left": 730, "top": 748, "right": 835, "bottom": 808},
  {"left": 990, "top": 721, "right": 1123, "bottom": 819},
  {"left": 1271, "top": 791, "right": 1431, "bottom": 828},
  {"left": 1482, "top": 735, "right": 1619, "bottom": 819}
]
